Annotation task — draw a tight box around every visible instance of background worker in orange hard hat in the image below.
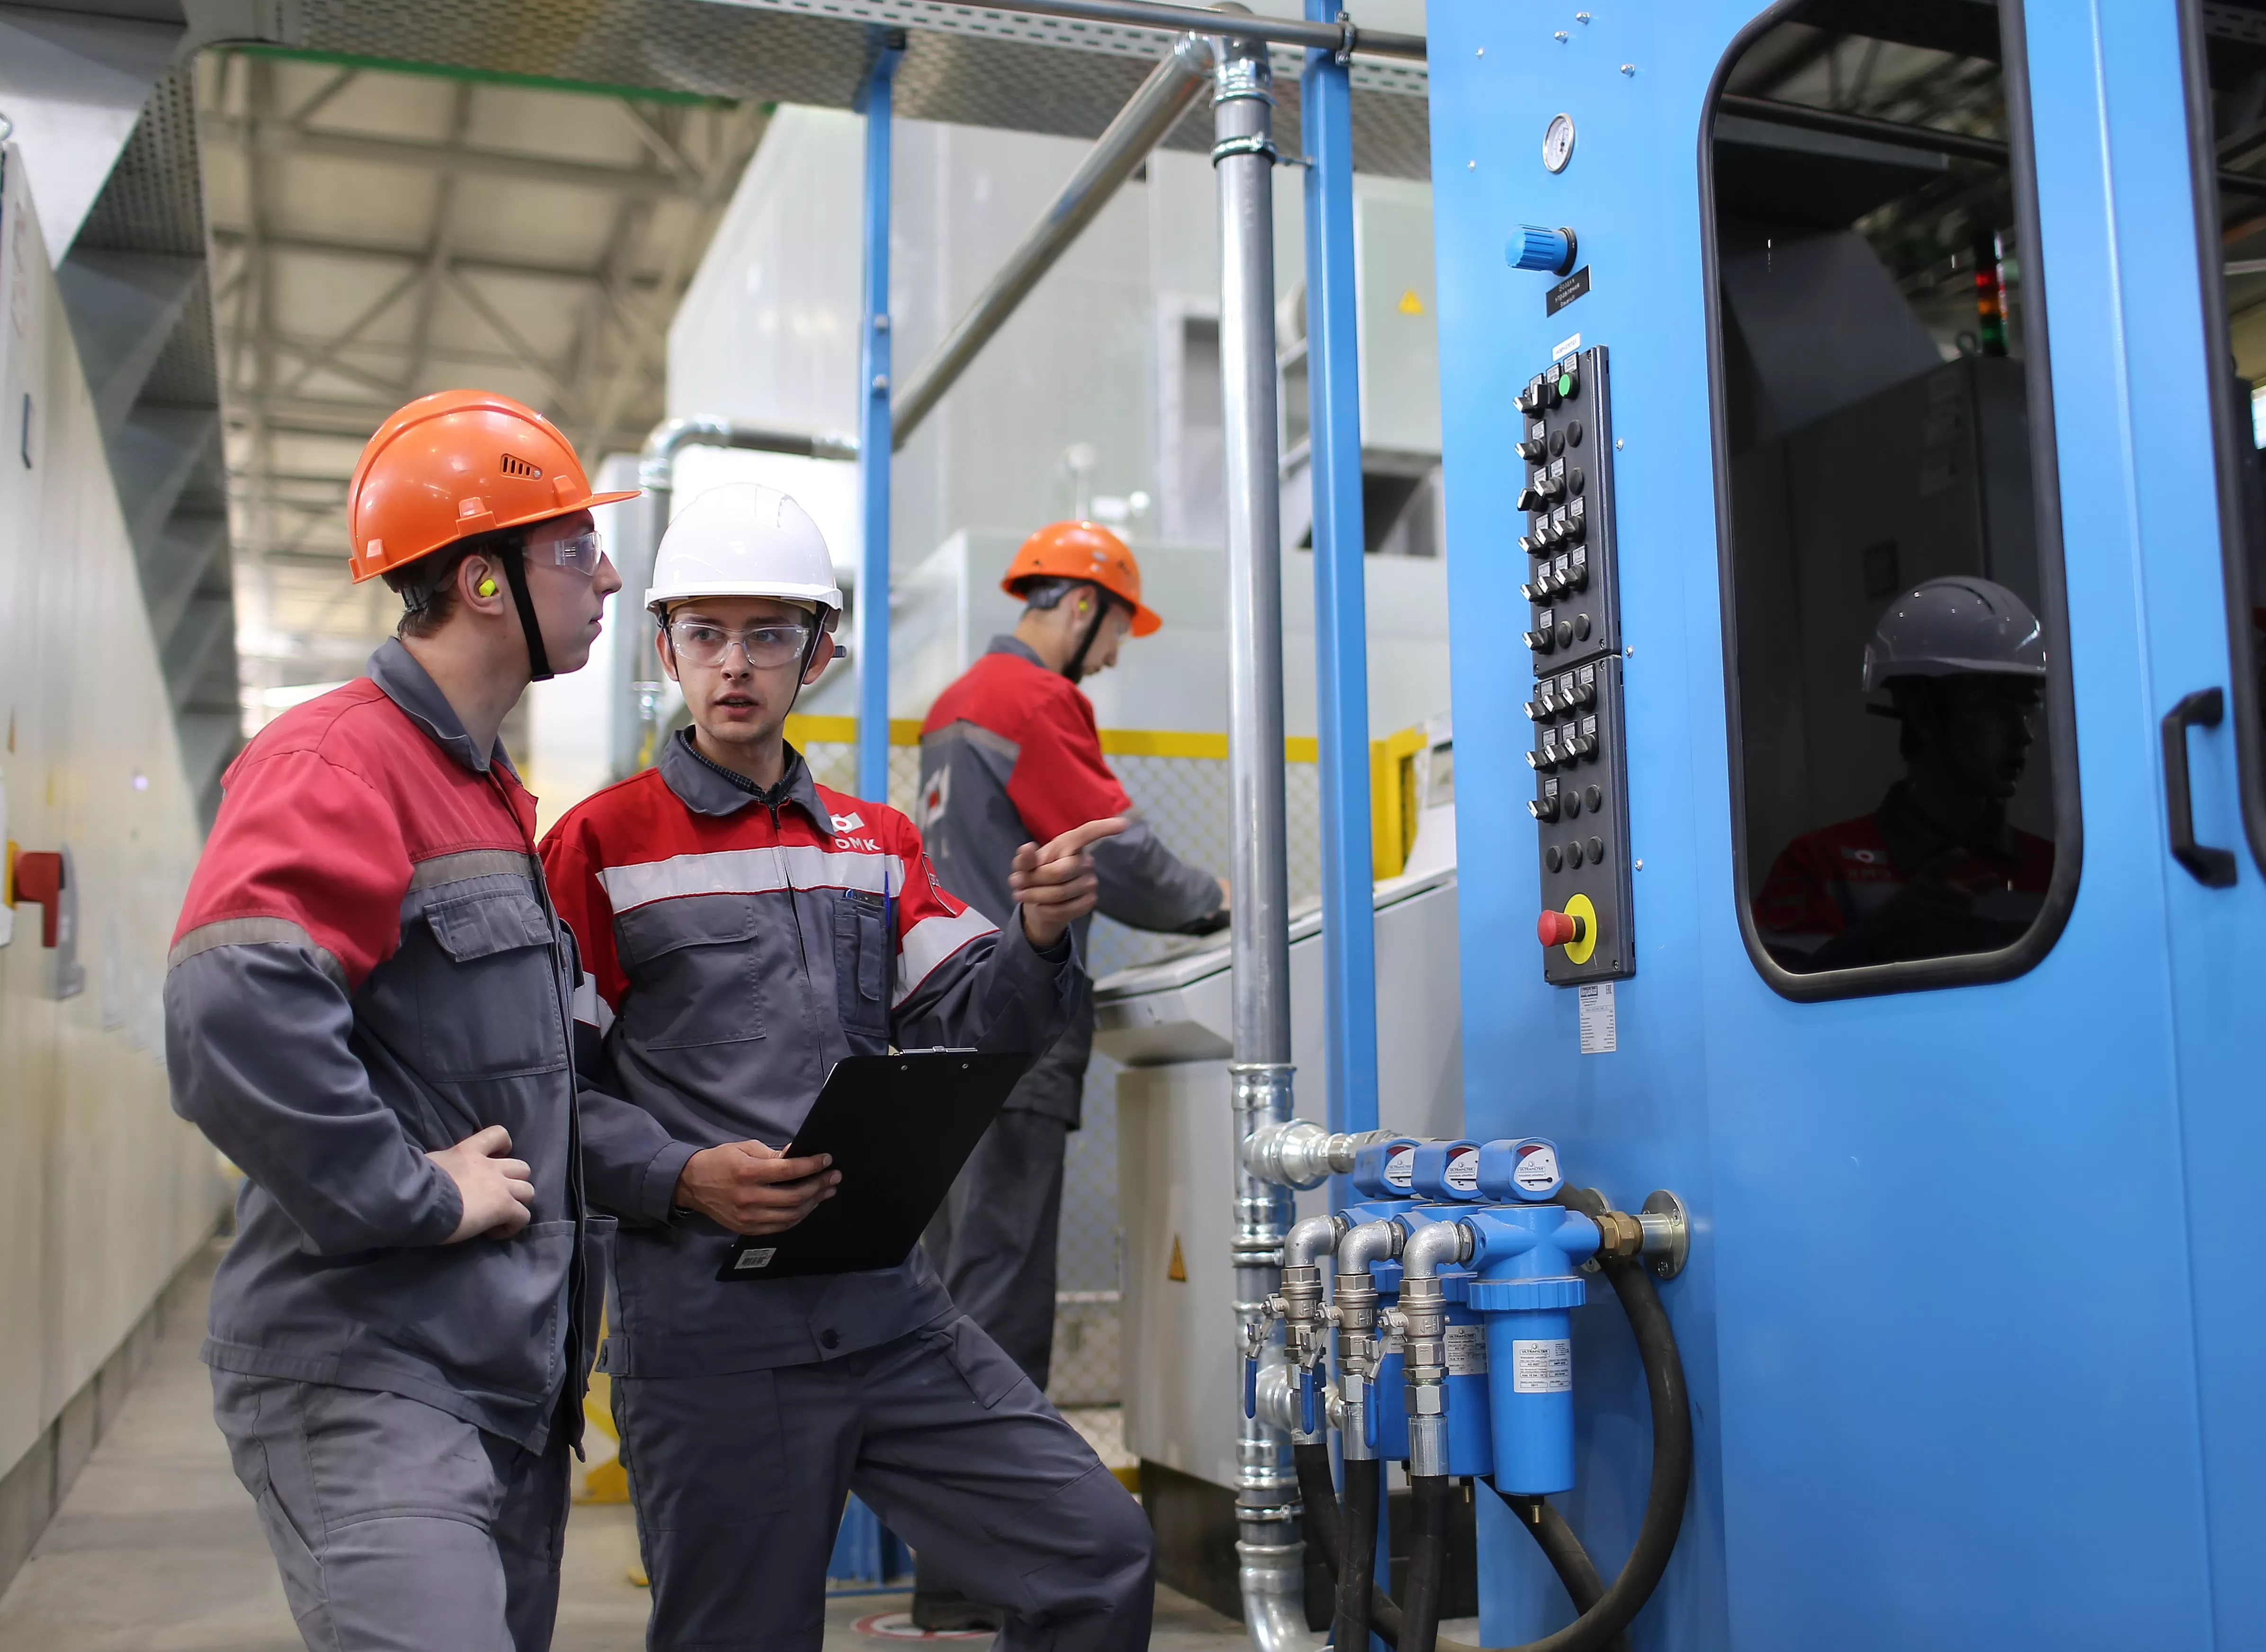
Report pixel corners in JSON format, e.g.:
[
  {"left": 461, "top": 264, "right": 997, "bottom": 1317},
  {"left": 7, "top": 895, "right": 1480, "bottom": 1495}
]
[
  {"left": 910, "top": 521, "right": 1227, "bottom": 1630},
  {"left": 165, "top": 390, "right": 628, "bottom": 1652}
]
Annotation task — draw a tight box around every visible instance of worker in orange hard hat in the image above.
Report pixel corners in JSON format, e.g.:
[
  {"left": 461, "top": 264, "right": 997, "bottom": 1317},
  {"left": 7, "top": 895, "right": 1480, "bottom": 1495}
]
[
  {"left": 910, "top": 520, "right": 1226, "bottom": 1631},
  {"left": 167, "top": 389, "right": 626, "bottom": 1652}
]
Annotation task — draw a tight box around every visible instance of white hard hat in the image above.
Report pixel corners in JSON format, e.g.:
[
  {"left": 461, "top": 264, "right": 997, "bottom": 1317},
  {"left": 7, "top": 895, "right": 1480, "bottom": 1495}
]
[
  {"left": 645, "top": 482, "right": 844, "bottom": 618},
  {"left": 1862, "top": 576, "right": 2046, "bottom": 692}
]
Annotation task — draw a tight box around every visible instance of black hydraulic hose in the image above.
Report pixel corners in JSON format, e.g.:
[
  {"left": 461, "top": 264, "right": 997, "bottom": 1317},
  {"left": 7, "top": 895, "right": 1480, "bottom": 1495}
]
[
  {"left": 1296, "top": 1196, "right": 1692, "bottom": 1652},
  {"left": 1492, "top": 1491, "right": 1629, "bottom": 1652},
  {"left": 1402, "top": 1474, "right": 1451, "bottom": 1652},
  {"left": 1336, "top": 1457, "right": 1381, "bottom": 1652}
]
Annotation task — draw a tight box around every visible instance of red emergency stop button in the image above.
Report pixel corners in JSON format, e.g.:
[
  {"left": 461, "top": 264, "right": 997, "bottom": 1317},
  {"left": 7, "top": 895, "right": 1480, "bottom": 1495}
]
[{"left": 1537, "top": 908, "right": 1587, "bottom": 949}]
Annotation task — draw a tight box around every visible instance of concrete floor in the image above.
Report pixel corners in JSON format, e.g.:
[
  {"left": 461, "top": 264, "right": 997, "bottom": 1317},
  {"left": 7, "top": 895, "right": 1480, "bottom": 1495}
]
[{"left": 0, "top": 1248, "right": 1253, "bottom": 1652}]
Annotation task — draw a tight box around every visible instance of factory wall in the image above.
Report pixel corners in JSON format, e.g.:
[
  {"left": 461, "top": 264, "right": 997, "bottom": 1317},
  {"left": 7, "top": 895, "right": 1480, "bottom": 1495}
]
[{"left": 0, "top": 143, "right": 229, "bottom": 1583}]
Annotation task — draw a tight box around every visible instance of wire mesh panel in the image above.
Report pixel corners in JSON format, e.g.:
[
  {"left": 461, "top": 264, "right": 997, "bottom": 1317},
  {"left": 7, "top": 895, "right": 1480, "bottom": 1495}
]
[{"left": 795, "top": 733, "right": 1321, "bottom": 1408}]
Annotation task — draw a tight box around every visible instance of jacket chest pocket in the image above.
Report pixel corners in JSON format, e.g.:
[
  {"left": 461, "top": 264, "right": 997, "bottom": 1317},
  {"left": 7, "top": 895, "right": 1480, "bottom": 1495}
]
[
  {"left": 833, "top": 890, "right": 891, "bottom": 1040},
  {"left": 616, "top": 899, "right": 766, "bottom": 1050},
  {"left": 415, "top": 888, "right": 569, "bottom": 1081}
]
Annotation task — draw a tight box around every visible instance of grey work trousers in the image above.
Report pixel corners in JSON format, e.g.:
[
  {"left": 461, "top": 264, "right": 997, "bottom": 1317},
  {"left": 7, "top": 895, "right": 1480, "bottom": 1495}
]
[
  {"left": 922, "top": 1108, "right": 1069, "bottom": 1389},
  {"left": 613, "top": 1315, "right": 1153, "bottom": 1652},
  {"left": 211, "top": 1370, "right": 571, "bottom": 1652}
]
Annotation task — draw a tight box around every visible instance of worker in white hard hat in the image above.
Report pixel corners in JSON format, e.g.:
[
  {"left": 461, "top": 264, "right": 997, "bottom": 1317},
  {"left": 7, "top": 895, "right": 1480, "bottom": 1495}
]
[
  {"left": 1753, "top": 575, "right": 2054, "bottom": 970},
  {"left": 537, "top": 483, "right": 1156, "bottom": 1652}
]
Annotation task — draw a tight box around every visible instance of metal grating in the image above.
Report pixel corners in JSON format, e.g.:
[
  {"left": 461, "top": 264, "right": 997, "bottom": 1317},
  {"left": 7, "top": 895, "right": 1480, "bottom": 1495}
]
[{"left": 289, "top": 0, "right": 1430, "bottom": 177}]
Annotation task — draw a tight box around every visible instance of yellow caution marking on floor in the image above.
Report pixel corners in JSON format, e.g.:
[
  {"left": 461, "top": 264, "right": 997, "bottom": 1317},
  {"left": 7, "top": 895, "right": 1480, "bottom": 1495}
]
[{"left": 1167, "top": 1235, "right": 1187, "bottom": 1282}]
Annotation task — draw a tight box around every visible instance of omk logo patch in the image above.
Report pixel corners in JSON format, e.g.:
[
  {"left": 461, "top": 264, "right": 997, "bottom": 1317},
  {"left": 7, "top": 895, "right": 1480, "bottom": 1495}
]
[{"left": 831, "top": 812, "right": 865, "bottom": 834}]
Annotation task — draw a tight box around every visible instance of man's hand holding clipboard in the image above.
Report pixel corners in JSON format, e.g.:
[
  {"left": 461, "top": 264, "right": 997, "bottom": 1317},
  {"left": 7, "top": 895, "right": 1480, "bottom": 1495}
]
[{"left": 674, "top": 815, "right": 1126, "bottom": 1241}]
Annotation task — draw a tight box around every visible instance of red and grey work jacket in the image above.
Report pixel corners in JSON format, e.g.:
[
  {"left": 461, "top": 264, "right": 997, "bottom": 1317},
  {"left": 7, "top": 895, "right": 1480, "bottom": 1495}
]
[
  {"left": 164, "top": 639, "right": 597, "bottom": 1452},
  {"left": 539, "top": 728, "right": 1081, "bottom": 1377},
  {"left": 917, "top": 636, "right": 1224, "bottom": 1124}
]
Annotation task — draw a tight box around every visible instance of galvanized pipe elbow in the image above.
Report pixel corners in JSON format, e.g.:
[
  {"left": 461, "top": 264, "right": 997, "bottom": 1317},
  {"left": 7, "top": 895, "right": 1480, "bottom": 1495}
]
[
  {"left": 1284, "top": 1213, "right": 1345, "bottom": 1271},
  {"left": 1336, "top": 1218, "right": 1403, "bottom": 1277},
  {"left": 1399, "top": 1218, "right": 1475, "bottom": 1282}
]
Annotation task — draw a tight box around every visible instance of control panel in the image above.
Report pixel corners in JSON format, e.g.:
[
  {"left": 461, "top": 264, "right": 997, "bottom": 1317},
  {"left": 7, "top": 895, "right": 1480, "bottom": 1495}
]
[{"left": 1518, "top": 345, "right": 1633, "bottom": 985}]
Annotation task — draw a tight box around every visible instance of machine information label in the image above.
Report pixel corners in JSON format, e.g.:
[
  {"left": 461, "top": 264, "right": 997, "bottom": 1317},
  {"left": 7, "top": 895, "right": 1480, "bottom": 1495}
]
[
  {"left": 1512, "top": 1339, "right": 1572, "bottom": 1394},
  {"left": 1445, "top": 1324, "right": 1489, "bottom": 1376},
  {"left": 1546, "top": 266, "right": 1591, "bottom": 316},
  {"left": 1579, "top": 982, "right": 1617, "bottom": 1054}
]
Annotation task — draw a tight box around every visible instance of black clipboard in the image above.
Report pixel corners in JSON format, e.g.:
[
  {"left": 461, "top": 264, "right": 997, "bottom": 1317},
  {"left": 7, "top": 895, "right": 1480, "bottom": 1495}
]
[{"left": 715, "top": 1050, "right": 1031, "bottom": 1282}]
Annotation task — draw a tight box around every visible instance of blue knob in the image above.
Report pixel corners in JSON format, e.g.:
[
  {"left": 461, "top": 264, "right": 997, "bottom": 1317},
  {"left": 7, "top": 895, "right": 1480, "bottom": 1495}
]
[{"left": 1508, "top": 226, "right": 1575, "bottom": 275}]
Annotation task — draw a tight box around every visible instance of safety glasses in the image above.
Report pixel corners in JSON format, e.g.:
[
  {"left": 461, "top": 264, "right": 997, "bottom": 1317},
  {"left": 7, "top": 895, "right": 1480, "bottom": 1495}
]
[
  {"left": 539, "top": 530, "right": 606, "bottom": 578},
  {"left": 667, "top": 618, "right": 815, "bottom": 670}
]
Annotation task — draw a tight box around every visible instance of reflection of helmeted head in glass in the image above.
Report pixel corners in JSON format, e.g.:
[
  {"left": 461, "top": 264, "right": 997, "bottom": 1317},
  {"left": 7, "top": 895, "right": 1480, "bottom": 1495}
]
[{"left": 1864, "top": 577, "right": 2046, "bottom": 803}]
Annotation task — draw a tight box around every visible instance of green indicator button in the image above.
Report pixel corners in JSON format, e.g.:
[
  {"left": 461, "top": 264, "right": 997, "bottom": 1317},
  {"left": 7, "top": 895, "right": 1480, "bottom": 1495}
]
[{"left": 1557, "top": 373, "right": 1576, "bottom": 397}]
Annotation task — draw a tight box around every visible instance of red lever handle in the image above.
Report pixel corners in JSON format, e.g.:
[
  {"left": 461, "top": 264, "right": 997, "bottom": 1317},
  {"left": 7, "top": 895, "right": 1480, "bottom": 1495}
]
[
  {"left": 1537, "top": 908, "right": 1587, "bottom": 949},
  {"left": 12, "top": 851, "right": 66, "bottom": 947}
]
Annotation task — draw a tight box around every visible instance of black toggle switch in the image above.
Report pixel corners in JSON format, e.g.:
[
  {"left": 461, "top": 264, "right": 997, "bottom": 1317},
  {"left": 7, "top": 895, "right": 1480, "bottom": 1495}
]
[
  {"left": 1529, "top": 783, "right": 1561, "bottom": 823},
  {"left": 1569, "top": 548, "right": 1590, "bottom": 591},
  {"left": 1536, "top": 473, "right": 1566, "bottom": 502},
  {"left": 1516, "top": 434, "right": 1547, "bottom": 461},
  {"left": 1516, "top": 484, "right": 1543, "bottom": 513},
  {"left": 1574, "top": 664, "right": 1597, "bottom": 706}
]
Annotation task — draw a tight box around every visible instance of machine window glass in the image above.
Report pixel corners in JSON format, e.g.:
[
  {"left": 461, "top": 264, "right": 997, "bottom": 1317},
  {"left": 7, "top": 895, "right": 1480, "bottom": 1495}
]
[
  {"left": 2181, "top": 0, "right": 2266, "bottom": 874},
  {"left": 1705, "top": 0, "right": 2081, "bottom": 995}
]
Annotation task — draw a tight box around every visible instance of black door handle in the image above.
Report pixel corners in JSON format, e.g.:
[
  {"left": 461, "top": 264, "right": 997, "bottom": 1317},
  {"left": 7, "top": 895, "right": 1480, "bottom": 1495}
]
[{"left": 2161, "top": 688, "right": 2239, "bottom": 888}]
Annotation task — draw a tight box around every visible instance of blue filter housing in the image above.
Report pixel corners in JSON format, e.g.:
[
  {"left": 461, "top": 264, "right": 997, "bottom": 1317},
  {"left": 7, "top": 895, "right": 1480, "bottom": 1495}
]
[{"left": 1463, "top": 1206, "right": 1601, "bottom": 1493}]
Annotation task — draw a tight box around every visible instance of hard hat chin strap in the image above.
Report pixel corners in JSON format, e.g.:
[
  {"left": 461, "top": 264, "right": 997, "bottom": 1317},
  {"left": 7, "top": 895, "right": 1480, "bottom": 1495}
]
[
  {"left": 498, "top": 542, "right": 554, "bottom": 683},
  {"left": 1061, "top": 584, "right": 1112, "bottom": 683}
]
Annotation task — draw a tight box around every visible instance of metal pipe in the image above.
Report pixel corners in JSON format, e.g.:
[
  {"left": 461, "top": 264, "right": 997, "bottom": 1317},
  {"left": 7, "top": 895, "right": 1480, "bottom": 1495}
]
[
  {"left": 1243, "top": 1117, "right": 1390, "bottom": 1189},
  {"left": 1297, "top": 7, "right": 1380, "bottom": 1182},
  {"left": 958, "top": 0, "right": 1425, "bottom": 61},
  {"left": 1396, "top": 1220, "right": 1472, "bottom": 1480},
  {"left": 855, "top": 40, "right": 905, "bottom": 800},
  {"left": 1213, "top": 18, "right": 1307, "bottom": 1650},
  {"left": 892, "top": 34, "right": 1214, "bottom": 447}
]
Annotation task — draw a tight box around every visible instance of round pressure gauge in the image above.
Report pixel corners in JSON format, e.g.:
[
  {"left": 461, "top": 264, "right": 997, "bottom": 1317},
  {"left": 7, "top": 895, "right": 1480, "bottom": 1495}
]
[{"left": 1543, "top": 112, "right": 1576, "bottom": 173}]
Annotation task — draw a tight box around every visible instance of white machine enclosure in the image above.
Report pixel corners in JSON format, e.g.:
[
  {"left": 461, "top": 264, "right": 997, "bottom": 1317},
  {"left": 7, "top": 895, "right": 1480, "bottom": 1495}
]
[{"left": 1097, "top": 862, "right": 1461, "bottom": 1489}]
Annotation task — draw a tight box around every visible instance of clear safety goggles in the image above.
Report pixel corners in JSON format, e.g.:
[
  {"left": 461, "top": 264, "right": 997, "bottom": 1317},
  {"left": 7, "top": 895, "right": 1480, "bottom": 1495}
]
[
  {"left": 667, "top": 617, "right": 815, "bottom": 670},
  {"left": 536, "top": 530, "right": 606, "bottom": 578}
]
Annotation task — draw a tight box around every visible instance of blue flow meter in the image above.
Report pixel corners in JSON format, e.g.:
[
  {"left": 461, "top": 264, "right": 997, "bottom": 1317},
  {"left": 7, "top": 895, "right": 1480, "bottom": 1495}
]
[
  {"left": 1410, "top": 1139, "right": 1484, "bottom": 1202},
  {"left": 1352, "top": 1137, "right": 1425, "bottom": 1200},
  {"left": 1475, "top": 1137, "right": 1565, "bottom": 1202}
]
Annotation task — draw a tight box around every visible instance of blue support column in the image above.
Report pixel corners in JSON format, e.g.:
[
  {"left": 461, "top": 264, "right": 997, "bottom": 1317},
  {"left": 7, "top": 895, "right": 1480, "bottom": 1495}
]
[
  {"left": 1302, "top": 18, "right": 1379, "bottom": 1168},
  {"left": 855, "top": 36, "right": 903, "bottom": 802}
]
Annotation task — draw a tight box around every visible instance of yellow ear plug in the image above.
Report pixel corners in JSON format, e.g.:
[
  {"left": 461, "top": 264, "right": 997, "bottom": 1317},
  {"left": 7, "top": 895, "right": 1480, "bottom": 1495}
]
[{"left": 477, "top": 578, "right": 499, "bottom": 597}]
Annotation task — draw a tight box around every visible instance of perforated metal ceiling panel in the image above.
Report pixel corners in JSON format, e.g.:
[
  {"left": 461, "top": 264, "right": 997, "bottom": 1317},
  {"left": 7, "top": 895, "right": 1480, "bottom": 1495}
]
[{"left": 288, "top": 0, "right": 1431, "bottom": 176}]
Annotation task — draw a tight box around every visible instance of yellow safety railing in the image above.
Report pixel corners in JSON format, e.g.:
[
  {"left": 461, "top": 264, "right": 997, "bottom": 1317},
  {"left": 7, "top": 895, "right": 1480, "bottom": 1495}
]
[{"left": 783, "top": 716, "right": 1428, "bottom": 880}]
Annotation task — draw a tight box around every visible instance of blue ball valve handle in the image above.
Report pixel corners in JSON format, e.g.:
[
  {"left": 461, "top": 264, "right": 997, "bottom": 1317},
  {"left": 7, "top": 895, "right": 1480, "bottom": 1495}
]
[
  {"left": 1410, "top": 1138, "right": 1485, "bottom": 1202},
  {"left": 1475, "top": 1137, "right": 1566, "bottom": 1203},
  {"left": 1299, "top": 1363, "right": 1321, "bottom": 1435},
  {"left": 1244, "top": 1353, "right": 1258, "bottom": 1420}
]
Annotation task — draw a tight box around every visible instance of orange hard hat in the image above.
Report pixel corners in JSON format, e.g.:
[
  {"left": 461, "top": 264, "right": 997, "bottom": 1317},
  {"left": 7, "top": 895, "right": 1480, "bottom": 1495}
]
[
  {"left": 346, "top": 389, "right": 638, "bottom": 584},
  {"left": 1000, "top": 520, "right": 1161, "bottom": 636}
]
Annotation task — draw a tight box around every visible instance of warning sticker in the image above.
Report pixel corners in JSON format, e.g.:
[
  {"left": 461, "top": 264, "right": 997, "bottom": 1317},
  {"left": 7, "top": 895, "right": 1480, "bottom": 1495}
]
[
  {"left": 1444, "top": 1323, "right": 1489, "bottom": 1377},
  {"left": 1578, "top": 982, "right": 1617, "bottom": 1055},
  {"left": 1512, "top": 1339, "right": 1572, "bottom": 1394}
]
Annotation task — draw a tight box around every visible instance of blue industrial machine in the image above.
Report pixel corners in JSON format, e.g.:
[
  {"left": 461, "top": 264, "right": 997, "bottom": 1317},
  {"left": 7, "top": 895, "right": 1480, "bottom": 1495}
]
[{"left": 1404, "top": 0, "right": 2266, "bottom": 1646}]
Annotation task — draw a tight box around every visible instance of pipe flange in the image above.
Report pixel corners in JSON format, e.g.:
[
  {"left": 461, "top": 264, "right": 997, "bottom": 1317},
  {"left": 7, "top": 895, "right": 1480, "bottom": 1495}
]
[{"left": 1640, "top": 1189, "right": 1690, "bottom": 1280}]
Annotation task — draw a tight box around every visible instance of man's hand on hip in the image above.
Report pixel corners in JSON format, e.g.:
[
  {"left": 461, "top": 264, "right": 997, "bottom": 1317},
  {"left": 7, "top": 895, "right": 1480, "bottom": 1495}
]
[
  {"left": 675, "top": 1141, "right": 839, "bottom": 1235},
  {"left": 430, "top": 1125, "right": 536, "bottom": 1242},
  {"left": 1011, "top": 816, "right": 1128, "bottom": 950}
]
